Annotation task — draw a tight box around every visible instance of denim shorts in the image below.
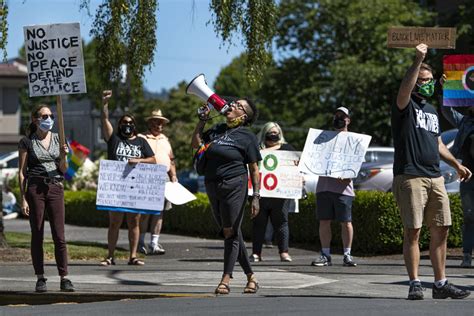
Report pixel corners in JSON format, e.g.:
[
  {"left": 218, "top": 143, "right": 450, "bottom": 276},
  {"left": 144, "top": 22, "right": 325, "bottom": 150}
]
[{"left": 316, "top": 191, "right": 354, "bottom": 222}]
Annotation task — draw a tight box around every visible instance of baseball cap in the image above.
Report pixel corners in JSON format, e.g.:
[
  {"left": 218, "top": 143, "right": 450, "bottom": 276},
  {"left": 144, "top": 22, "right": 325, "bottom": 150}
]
[{"left": 335, "top": 106, "right": 350, "bottom": 117}]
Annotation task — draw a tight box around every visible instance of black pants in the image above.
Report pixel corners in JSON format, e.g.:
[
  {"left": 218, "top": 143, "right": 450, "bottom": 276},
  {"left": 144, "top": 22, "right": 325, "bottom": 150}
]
[
  {"left": 26, "top": 180, "right": 68, "bottom": 276},
  {"left": 252, "top": 197, "right": 289, "bottom": 255},
  {"left": 205, "top": 174, "right": 253, "bottom": 277}
]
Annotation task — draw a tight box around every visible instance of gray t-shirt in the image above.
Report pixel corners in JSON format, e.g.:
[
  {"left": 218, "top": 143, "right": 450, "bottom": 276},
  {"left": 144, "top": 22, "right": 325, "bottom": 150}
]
[{"left": 18, "top": 132, "right": 62, "bottom": 178}]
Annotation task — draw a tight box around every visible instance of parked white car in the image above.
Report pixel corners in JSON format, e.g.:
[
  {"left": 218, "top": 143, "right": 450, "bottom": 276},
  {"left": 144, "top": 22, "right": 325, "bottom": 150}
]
[{"left": 0, "top": 151, "right": 19, "bottom": 184}]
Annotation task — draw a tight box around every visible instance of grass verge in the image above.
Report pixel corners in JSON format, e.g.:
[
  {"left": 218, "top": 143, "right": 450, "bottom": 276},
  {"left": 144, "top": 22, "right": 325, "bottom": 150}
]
[{"left": 5, "top": 232, "right": 131, "bottom": 261}]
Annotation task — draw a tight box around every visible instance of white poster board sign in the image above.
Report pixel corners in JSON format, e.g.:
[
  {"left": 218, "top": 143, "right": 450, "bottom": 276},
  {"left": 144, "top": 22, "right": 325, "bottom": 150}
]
[
  {"left": 96, "top": 160, "right": 167, "bottom": 214},
  {"left": 23, "top": 23, "right": 87, "bottom": 97},
  {"left": 299, "top": 129, "right": 372, "bottom": 179},
  {"left": 249, "top": 150, "right": 303, "bottom": 199}
]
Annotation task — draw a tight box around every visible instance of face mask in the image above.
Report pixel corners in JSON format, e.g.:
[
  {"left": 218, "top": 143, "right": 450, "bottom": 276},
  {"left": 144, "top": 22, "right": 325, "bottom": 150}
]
[
  {"left": 227, "top": 116, "right": 245, "bottom": 128},
  {"left": 416, "top": 80, "right": 435, "bottom": 97},
  {"left": 333, "top": 117, "right": 346, "bottom": 129},
  {"left": 265, "top": 133, "right": 280, "bottom": 142},
  {"left": 120, "top": 124, "right": 135, "bottom": 137},
  {"left": 39, "top": 117, "right": 54, "bottom": 132}
]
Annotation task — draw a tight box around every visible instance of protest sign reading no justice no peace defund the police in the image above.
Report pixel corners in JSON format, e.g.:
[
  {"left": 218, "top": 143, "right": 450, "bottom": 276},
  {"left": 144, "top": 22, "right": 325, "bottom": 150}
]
[{"left": 23, "top": 22, "right": 87, "bottom": 97}]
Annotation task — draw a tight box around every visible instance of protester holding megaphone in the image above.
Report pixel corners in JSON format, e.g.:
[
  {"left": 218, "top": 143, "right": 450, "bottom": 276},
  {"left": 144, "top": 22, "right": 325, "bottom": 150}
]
[
  {"left": 186, "top": 73, "right": 231, "bottom": 117},
  {"left": 190, "top": 92, "right": 262, "bottom": 295}
]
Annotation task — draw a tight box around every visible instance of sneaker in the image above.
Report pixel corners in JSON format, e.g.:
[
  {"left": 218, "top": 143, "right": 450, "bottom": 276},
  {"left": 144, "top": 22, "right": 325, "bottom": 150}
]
[
  {"left": 249, "top": 254, "right": 261, "bottom": 262},
  {"left": 311, "top": 253, "right": 332, "bottom": 266},
  {"left": 460, "top": 253, "right": 472, "bottom": 268},
  {"left": 407, "top": 282, "right": 425, "bottom": 300},
  {"left": 3, "top": 212, "right": 19, "bottom": 220},
  {"left": 35, "top": 278, "right": 47, "bottom": 293},
  {"left": 149, "top": 243, "right": 165, "bottom": 255},
  {"left": 264, "top": 241, "right": 274, "bottom": 249},
  {"left": 432, "top": 281, "right": 470, "bottom": 299},
  {"left": 138, "top": 243, "right": 148, "bottom": 255},
  {"left": 280, "top": 253, "right": 292, "bottom": 262},
  {"left": 60, "top": 278, "right": 75, "bottom": 292},
  {"left": 343, "top": 254, "right": 357, "bottom": 267}
]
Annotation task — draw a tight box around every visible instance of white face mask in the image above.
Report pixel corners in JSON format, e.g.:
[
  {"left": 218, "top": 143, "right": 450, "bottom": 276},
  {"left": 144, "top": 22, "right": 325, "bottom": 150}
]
[{"left": 39, "top": 117, "right": 54, "bottom": 132}]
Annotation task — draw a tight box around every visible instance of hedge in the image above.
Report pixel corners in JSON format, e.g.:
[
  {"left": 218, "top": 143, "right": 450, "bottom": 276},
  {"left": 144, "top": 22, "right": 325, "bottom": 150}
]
[{"left": 60, "top": 190, "right": 464, "bottom": 255}]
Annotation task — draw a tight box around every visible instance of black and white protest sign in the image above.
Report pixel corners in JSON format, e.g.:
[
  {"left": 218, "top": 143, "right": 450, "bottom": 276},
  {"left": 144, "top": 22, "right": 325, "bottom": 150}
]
[
  {"left": 298, "top": 129, "right": 372, "bottom": 179},
  {"left": 96, "top": 160, "right": 167, "bottom": 214},
  {"left": 23, "top": 23, "right": 87, "bottom": 97}
]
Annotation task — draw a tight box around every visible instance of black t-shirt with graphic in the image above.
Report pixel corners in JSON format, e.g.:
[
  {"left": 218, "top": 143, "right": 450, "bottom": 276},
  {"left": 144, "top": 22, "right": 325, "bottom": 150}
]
[
  {"left": 18, "top": 132, "right": 63, "bottom": 178},
  {"left": 391, "top": 97, "right": 441, "bottom": 178},
  {"left": 107, "top": 133, "right": 154, "bottom": 162},
  {"left": 202, "top": 123, "right": 262, "bottom": 180}
]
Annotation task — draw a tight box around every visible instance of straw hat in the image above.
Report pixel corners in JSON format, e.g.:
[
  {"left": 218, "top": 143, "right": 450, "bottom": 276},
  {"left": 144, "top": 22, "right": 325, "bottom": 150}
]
[{"left": 145, "top": 109, "right": 170, "bottom": 123}]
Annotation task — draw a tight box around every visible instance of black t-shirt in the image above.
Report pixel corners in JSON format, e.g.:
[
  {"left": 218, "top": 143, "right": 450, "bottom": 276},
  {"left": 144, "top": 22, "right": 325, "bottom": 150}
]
[
  {"left": 18, "top": 133, "right": 63, "bottom": 178},
  {"left": 461, "top": 132, "right": 474, "bottom": 172},
  {"left": 202, "top": 123, "right": 262, "bottom": 180},
  {"left": 277, "top": 143, "right": 295, "bottom": 151},
  {"left": 107, "top": 133, "right": 154, "bottom": 161},
  {"left": 391, "top": 97, "right": 441, "bottom": 178}
]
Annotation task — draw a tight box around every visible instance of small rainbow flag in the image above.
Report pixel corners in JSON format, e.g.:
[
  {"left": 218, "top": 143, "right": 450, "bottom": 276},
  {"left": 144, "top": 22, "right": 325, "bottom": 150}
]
[
  {"left": 65, "top": 140, "right": 91, "bottom": 181},
  {"left": 443, "top": 55, "right": 474, "bottom": 107}
]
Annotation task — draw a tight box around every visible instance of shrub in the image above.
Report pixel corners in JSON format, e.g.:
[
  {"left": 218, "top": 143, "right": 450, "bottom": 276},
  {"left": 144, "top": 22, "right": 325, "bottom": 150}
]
[{"left": 61, "top": 190, "right": 464, "bottom": 255}]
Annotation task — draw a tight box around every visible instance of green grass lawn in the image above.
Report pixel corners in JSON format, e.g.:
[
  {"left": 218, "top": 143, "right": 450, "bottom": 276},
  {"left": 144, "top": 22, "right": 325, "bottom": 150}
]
[{"left": 5, "top": 232, "right": 131, "bottom": 260}]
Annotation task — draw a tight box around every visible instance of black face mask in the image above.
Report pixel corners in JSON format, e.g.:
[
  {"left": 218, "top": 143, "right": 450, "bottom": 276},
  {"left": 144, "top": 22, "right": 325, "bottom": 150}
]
[
  {"left": 265, "top": 133, "right": 281, "bottom": 142},
  {"left": 120, "top": 124, "right": 135, "bottom": 137},
  {"left": 333, "top": 118, "right": 346, "bottom": 129}
]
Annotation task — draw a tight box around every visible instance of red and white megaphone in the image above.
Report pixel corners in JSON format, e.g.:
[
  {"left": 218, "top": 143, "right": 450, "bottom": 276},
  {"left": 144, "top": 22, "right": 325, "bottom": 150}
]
[{"left": 186, "top": 73, "right": 231, "bottom": 115}]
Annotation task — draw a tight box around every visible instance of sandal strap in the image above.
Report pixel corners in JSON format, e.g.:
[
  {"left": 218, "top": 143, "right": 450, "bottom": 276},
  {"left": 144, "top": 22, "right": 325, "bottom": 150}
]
[{"left": 215, "top": 282, "right": 230, "bottom": 294}]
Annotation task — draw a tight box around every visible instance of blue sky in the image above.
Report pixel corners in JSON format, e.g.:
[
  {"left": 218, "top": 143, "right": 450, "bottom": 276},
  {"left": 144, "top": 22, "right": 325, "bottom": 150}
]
[{"left": 6, "top": 0, "right": 245, "bottom": 93}]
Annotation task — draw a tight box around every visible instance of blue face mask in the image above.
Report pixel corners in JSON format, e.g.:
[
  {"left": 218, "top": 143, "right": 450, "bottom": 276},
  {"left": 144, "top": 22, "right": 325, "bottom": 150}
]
[{"left": 39, "top": 117, "right": 54, "bottom": 132}]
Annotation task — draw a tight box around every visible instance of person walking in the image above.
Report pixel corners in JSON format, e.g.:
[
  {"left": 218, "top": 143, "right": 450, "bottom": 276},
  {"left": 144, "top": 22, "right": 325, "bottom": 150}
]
[
  {"left": 393, "top": 43, "right": 471, "bottom": 300},
  {"left": 99, "top": 90, "right": 156, "bottom": 266},
  {"left": 191, "top": 98, "right": 261, "bottom": 295},
  {"left": 249, "top": 121, "right": 294, "bottom": 262},
  {"left": 18, "top": 104, "right": 75, "bottom": 292},
  {"left": 138, "top": 109, "right": 178, "bottom": 255},
  {"left": 311, "top": 107, "right": 357, "bottom": 268}
]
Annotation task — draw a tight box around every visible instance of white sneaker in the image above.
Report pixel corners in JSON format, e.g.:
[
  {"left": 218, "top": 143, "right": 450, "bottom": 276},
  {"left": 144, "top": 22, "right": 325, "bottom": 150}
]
[
  {"left": 149, "top": 243, "right": 165, "bottom": 255},
  {"left": 138, "top": 243, "right": 148, "bottom": 255},
  {"left": 3, "top": 212, "right": 18, "bottom": 220}
]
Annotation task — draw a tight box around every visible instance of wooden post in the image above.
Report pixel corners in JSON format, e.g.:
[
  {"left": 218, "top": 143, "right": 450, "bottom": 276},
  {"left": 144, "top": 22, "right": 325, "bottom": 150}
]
[{"left": 56, "top": 95, "right": 66, "bottom": 146}]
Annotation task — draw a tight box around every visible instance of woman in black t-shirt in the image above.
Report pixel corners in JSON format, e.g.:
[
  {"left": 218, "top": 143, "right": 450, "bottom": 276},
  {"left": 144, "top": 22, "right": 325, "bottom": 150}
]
[
  {"left": 250, "top": 122, "right": 295, "bottom": 263},
  {"left": 99, "top": 90, "right": 156, "bottom": 267},
  {"left": 18, "top": 104, "right": 74, "bottom": 293},
  {"left": 191, "top": 98, "right": 261, "bottom": 295}
]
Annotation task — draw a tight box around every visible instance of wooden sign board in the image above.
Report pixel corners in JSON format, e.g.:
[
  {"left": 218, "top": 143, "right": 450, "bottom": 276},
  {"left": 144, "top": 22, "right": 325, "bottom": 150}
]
[{"left": 387, "top": 27, "right": 456, "bottom": 49}]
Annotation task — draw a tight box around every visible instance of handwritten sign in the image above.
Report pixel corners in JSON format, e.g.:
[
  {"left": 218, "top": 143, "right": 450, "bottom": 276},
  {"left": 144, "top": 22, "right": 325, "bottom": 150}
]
[
  {"left": 298, "top": 129, "right": 372, "bottom": 179},
  {"left": 387, "top": 27, "right": 456, "bottom": 49},
  {"left": 23, "top": 23, "right": 87, "bottom": 97},
  {"left": 249, "top": 150, "right": 303, "bottom": 199},
  {"left": 96, "top": 160, "right": 167, "bottom": 214}
]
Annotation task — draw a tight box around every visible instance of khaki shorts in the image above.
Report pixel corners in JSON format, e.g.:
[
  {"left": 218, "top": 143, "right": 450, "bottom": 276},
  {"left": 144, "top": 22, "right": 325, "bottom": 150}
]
[{"left": 392, "top": 175, "right": 451, "bottom": 229}]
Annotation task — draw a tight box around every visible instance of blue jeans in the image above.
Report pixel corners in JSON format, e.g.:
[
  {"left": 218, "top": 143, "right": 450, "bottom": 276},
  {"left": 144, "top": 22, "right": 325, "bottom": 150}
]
[{"left": 460, "top": 182, "right": 474, "bottom": 254}]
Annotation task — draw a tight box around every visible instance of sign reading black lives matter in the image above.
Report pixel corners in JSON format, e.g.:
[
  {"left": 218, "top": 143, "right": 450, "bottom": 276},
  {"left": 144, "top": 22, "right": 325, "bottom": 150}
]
[
  {"left": 23, "top": 23, "right": 87, "bottom": 97},
  {"left": 298, "top": 129, "right": 372, "bottom": 179}
]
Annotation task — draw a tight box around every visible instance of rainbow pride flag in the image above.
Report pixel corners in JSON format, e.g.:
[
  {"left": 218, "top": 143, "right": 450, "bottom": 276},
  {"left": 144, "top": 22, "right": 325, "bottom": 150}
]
[
  {"left": 443, "top": 55, "right": 474, "bottom": 107},
  {"left": 65, "top": 140, "right": 91, "bottom": 181}
]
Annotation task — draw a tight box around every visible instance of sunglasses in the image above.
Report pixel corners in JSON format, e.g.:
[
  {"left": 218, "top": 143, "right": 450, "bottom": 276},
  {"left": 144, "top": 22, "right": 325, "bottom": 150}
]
[
  {"left": 38, "top": 114, "right": 55, "bottom": 120},
  {"left": 231, "top": 101, "right": 248, "bottom": 116}
]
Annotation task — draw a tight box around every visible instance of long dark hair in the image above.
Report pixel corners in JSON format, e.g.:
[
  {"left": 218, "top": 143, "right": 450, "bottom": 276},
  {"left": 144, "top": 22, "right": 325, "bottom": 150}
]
[{"left": 26, "top": 104, "right": 50, "bottom": 138}]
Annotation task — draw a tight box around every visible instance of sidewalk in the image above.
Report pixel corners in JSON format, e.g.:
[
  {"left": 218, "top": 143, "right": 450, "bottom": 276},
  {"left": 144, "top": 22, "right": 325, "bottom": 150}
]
[{"left": 1, "top": 218, "right": 472, "bottom": 304}]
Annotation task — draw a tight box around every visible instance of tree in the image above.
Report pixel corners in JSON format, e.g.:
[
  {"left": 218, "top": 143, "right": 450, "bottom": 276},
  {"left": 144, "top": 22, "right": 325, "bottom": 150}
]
[{"left": 258, "top": 0, "right": 433, "bottom": 148}]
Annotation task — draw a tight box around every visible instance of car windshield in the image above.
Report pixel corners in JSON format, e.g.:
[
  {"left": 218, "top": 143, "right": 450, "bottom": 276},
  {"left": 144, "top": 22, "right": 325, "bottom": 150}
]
[{"left": 364, "top": 151, "right": 394, "bottom": 163}]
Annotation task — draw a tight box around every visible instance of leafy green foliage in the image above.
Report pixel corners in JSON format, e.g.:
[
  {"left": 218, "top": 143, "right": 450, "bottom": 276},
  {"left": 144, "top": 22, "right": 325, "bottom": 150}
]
[
  {"left": 259, "top": 0, "right": 433, "bottom": 147},
  {"left": 61, "top": 190, "right": 465, "bottom": 255},
  {"left": 0, "top": 1, "right": 8, "bottom": 61},
  {"left": 210, "top": 0, "right": 277, "bottom": 83}
]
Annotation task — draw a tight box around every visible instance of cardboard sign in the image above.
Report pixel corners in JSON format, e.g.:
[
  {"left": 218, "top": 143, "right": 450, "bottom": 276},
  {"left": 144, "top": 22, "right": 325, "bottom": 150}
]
[
  {"left": 298, "top": 129, "right": 372, "bottom": 179},
  {"left": 249, "top": 150, "right": 303, "bottom": 199},
  {"left": 23, "top": 23, "right": 87, "bottom": 97},
  {"left": 387, "top": 27, "right": 456, "bottom": 49},
  {"left": 96, "top": 160, "right": 167, "bottom": 214}
]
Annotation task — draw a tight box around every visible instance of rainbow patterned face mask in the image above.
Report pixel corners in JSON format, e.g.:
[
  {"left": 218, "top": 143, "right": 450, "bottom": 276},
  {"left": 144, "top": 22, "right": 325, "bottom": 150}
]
[{"left": 416, "top": 79, "right": 435, "bottom": 97}]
